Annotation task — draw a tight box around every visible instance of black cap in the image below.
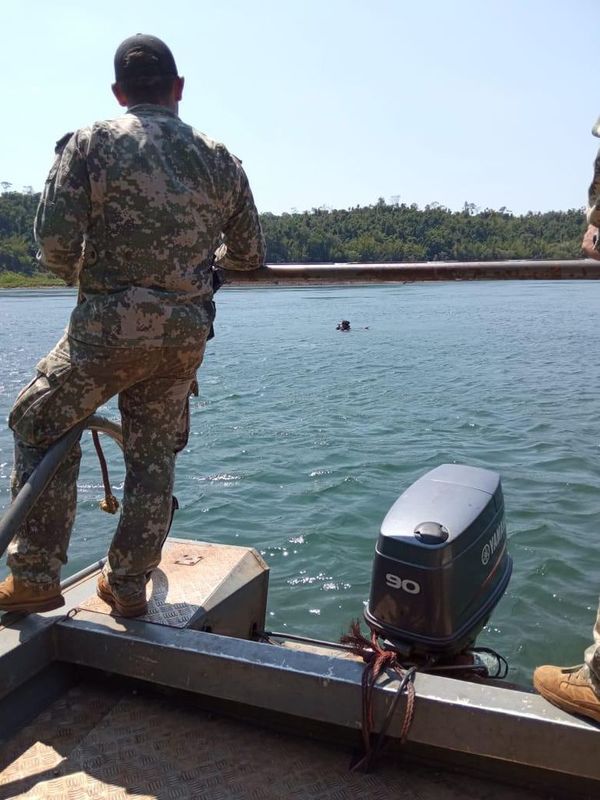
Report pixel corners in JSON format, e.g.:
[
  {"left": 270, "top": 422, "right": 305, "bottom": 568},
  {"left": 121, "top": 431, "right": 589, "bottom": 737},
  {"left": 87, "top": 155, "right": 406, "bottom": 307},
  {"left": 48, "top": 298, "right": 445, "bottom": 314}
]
[{"left": 114, "top": 34, "right": 178, "bottom": 83}]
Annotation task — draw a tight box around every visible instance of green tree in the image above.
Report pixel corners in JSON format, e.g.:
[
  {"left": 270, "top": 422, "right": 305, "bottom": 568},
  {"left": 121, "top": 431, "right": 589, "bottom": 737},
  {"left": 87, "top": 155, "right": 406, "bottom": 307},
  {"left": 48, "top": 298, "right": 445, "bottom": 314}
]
[{"left": 0, "top": 190, "right": 587, "bottom": 278}]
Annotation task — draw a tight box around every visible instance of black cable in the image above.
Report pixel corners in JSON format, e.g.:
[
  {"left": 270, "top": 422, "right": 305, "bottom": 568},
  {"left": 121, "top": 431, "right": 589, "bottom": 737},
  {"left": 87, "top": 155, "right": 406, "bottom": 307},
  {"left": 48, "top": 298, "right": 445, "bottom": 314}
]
[
  {"left": 471, "top": 646, "right": 509, "bottom": 679},
  {"left": 260, "top": 630, "right": 356, "bottom": 652},
  {"left": 367, "top": 667, "right": 417, "bottom": 768}
]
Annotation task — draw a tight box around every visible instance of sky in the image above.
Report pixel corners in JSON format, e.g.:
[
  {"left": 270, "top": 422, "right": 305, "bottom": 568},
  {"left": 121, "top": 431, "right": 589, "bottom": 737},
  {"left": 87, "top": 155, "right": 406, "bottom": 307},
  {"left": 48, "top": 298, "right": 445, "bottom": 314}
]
[{"left": 1, "top": 0, "right": 598, "bottom": 215}]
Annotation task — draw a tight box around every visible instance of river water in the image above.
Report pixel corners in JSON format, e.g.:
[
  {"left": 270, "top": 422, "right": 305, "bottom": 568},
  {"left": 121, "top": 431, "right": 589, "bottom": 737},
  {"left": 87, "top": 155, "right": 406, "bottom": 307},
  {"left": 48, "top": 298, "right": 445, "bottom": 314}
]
[{"left": 0, "top": 281, "right": 599, "bottom": 687}]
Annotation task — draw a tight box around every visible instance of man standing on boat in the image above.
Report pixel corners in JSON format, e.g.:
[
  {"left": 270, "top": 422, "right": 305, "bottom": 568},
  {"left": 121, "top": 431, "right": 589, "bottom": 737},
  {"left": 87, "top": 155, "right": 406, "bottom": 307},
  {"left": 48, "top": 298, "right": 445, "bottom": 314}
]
[
  {"left": 0, "top": 34, "right": 265, "bottom": 617},
  {"left": 532, "top": 123, "right": 600, "bottom": 725}
]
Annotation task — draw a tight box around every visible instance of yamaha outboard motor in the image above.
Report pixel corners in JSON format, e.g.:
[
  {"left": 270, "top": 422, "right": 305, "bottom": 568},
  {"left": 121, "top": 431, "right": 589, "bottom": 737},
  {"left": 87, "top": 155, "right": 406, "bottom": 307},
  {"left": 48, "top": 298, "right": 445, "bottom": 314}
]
[{"left": 365, "top": 464, "right": 511, "bottom": 659}]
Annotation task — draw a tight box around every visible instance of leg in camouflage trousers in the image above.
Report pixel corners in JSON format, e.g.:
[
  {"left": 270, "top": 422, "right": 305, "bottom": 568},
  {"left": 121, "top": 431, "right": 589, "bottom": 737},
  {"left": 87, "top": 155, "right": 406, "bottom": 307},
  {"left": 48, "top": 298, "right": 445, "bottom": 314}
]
[
  {"left": 105, "top": 365, "right": 198, "bottom": 598},
  {"left": 584, "top": 601, "right": 600, "bottom": 696},
  {"left": 6, "top": 333, "right": 205, "bottom": 595}
]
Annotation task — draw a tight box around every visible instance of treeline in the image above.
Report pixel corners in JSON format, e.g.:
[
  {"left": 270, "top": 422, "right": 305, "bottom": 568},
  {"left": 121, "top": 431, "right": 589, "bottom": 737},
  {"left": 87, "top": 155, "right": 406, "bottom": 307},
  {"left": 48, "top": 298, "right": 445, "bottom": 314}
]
[
  {"left": 261, "top": 200, "right": 585, "bottom": 263},
  {"left": 0, "top": 191, "right": 586, "bottom": 277},
  {"left": 0, "top": 191, "right": 40, "bottom": 274}
]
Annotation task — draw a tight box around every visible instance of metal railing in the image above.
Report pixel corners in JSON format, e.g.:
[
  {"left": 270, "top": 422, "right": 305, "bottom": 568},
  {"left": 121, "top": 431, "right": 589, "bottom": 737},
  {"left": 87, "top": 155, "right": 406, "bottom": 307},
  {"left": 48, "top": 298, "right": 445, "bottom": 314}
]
[{"left": 221, "top": 259, "right": 600, "bottom": 284}]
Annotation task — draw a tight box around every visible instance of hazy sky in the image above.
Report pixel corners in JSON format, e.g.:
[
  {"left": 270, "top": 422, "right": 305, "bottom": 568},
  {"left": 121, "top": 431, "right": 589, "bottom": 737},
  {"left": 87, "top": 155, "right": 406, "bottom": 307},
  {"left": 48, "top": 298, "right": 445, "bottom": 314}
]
[{"left": 1, "top": 0, "right": 597, "bottom": 215}]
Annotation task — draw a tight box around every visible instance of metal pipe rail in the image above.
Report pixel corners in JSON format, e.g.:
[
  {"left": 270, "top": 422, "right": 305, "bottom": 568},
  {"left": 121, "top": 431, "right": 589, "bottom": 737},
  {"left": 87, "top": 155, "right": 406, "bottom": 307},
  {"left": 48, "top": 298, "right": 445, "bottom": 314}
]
[
  {"left": 221, "top": 259, "right": 600, "bottom": 285},
  {"left": 0, "top": 415, "right": 123, "bottom": 561}
]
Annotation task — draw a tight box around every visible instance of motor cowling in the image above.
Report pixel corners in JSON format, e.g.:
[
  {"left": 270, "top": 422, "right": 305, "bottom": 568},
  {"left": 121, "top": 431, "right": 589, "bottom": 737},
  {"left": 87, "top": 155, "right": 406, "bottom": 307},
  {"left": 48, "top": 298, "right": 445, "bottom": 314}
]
[{"left": 364, "top": 464, "right": 512, "bottom": 658}]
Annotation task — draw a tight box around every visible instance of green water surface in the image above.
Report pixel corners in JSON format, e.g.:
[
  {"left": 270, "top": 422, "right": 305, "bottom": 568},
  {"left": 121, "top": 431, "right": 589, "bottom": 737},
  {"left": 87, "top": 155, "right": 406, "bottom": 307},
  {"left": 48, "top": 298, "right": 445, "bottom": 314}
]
[{"left": 1, "top": 281, "right": 598, "bottom": 688}]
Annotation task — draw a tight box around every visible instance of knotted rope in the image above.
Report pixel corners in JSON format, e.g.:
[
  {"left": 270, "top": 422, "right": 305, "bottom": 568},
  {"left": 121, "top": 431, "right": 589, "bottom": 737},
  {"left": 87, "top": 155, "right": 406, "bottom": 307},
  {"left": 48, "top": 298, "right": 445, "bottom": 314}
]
[
  {"left": 91, "top": 430, "right": 120, "bottom": 514},
  {"left": 340, "top": 620, "right": 417, "bottom": 772}
]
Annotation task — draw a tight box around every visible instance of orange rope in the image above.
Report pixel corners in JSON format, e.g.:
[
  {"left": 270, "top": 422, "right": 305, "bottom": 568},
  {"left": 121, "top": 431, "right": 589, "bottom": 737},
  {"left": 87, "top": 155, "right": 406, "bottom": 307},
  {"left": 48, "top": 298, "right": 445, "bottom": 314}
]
[
  {"left": 341, "top": 620, "right": 417, "bottom": 772},
  {"left": 91, "top": 430, "right": 120, "bottom": 514}
]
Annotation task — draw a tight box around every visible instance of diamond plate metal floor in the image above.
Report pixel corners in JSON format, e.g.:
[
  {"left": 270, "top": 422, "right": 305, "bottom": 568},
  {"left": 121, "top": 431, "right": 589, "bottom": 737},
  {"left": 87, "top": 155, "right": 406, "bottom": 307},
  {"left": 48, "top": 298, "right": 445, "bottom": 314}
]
[
  {"left": 0, "top": 681, "right": 547, "bottom": 800},
  {"left": 79, "top": 541, "right": 266, "bottom": 629}
]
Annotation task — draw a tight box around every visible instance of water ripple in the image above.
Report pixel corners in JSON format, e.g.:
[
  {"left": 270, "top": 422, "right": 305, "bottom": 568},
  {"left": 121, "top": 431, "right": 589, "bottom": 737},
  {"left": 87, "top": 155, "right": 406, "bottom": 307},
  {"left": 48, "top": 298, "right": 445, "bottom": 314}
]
[{"left": 1, "top": 282, "right": 599, "bottom": 688}]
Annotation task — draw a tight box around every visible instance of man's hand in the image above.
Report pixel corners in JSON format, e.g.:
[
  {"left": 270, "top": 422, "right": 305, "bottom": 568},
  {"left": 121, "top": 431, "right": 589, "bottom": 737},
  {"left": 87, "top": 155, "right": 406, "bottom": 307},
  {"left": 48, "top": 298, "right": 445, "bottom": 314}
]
[{"left": 582, "top": 224, "right": 600, "bottom": 260}]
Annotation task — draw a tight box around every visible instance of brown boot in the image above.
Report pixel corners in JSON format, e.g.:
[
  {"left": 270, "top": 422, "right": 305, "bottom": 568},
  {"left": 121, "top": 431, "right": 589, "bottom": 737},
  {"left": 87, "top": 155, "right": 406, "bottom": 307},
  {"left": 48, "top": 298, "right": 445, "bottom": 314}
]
[
  {"left": 96, "top": 574, "right": 148, "bottom": 618},
  {"left": 0, "top": 575, "right": 64, "bottom": 614},
  {"left": 533, "top": 664, "right": 600, "bottom": 724}
]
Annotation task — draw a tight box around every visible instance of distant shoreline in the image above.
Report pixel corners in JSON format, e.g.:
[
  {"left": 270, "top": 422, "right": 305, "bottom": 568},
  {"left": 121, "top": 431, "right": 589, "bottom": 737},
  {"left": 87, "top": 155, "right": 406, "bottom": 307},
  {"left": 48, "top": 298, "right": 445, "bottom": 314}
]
[{"left": 0, "top": 272, "right": 63, "bottom": 289}]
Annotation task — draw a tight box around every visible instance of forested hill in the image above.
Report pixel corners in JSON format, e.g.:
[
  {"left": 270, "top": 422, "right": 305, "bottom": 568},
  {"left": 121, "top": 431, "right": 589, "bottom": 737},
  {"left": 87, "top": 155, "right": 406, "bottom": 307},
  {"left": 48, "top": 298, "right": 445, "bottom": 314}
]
[
  {"left": 0, "top": 191, "right": 586, "bottom": 278},
  {"left": 262, "top": 200, "right": 585, "bottom": 262}
]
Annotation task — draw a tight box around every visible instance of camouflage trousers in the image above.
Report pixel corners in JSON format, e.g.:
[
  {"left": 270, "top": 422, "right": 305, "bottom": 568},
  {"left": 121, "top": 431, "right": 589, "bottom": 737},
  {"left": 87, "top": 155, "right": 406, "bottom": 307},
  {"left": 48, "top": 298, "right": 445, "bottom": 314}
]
[
  {"left": 584, "top": 602, "right": 600, "bottom": 695},
  {"left": 7, "top": 333, "right": 206, "bottom": 596}
]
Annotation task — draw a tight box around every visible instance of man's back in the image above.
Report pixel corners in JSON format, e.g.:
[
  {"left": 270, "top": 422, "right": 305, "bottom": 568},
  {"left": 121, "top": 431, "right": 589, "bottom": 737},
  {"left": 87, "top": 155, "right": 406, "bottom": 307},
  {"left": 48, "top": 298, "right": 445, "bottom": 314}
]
[{"left": 36, "top": 105, "right": 264, "bottom": 347}]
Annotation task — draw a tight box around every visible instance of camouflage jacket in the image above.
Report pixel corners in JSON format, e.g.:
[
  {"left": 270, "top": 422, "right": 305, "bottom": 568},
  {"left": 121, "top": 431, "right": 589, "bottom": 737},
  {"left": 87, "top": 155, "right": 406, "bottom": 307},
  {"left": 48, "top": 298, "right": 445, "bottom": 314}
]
[
  {"left": 35, "top": 104, "right": 265, "bottom": 347},
  {"left": 588, "top": 119, "right": 600, "bottom": 228}
]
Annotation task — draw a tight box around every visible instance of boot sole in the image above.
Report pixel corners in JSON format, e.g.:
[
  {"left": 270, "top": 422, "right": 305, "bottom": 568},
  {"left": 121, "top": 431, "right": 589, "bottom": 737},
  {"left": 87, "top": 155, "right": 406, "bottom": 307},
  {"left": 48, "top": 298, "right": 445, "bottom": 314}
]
[
  {"left": 96, "top": 584, "right": 148, "bottom": 618},
  {"left": 0, "top": 595, "right": 65, "bottom": 614},
  {"left": 533, "top": 675, "right": 600, "bottom": 725}
]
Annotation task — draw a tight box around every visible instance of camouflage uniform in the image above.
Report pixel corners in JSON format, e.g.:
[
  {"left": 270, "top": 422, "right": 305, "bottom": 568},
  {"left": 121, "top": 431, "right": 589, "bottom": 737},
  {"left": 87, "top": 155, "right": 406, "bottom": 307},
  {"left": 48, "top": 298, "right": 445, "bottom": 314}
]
[
  {"left": 585, "top": 612, "right": 600, "bottom": 695},
  {"left": 7, "top": 104, "right": 265, "bottom": 596},
  {"left": 587, "top": 121, "right": 600, "bottom": 230},
  {"left": 583, "top": 125, "right": 600, "bottom": 694}
]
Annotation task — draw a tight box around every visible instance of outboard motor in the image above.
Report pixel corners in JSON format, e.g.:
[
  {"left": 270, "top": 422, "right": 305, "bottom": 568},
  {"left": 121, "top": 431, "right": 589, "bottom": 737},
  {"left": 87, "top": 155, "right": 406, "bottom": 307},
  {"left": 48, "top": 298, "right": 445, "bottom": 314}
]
[{"left": 365, "top": 464, "right": 511, "bottom": 659}]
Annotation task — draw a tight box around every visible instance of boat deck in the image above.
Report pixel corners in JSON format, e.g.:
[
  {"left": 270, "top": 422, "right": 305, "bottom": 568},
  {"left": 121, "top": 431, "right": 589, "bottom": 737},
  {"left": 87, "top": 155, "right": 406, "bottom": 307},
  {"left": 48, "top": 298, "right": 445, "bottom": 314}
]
[
  {"left": 0, "top": 539, "right": 598, "bottom": 799},
  {"left": 0, "top": 679, "right": 547, "bottom": 800}
]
